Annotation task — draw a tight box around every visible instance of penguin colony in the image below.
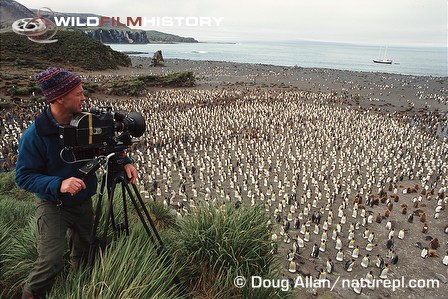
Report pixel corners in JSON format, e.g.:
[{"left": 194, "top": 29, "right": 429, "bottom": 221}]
[{"left": 1, "top": 78, "right": 447, "bottom": 296}]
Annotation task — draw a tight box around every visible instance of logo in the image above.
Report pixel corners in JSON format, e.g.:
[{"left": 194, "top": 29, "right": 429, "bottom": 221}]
[
  {"left": 11, "top": 6, "right": 224, "bottom": 44},
  {"left": 11, "top": 7, "right": 58, "bottom": 43},
  {"left": 52, "top": 16, "right": 224, "bottom": 27}
]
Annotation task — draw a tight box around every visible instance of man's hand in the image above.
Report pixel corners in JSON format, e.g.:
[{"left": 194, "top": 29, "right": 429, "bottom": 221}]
[
  {"left": 124, "top": 163, "right": 137, "bottom": 184},
  {"left": 60, "top": 177, "right": 86, "bottom": 196}
]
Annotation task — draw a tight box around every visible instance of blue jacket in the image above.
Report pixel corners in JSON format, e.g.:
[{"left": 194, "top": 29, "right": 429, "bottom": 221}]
[{"left": 16, "top": 108, "right": 101, "bottom": 205}]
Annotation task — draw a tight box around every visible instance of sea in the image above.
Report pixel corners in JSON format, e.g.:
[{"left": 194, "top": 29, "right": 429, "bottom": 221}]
[{"left": 108, "top": 40, "right": 447, "bottom": 77}]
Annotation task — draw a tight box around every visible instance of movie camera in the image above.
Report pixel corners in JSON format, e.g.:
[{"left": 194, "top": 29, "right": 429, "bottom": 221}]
[{"left": 58, "top": 106, "right": 146, "bottom": 159}]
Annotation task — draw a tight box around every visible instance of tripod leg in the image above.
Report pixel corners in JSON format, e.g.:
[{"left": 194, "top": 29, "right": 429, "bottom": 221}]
[
  {"left": 88, "top": 173, "right": 107, "bottom": 268},
  {"left": 124, "top": 183, "right": 182, "bottom": 286},
  {"left": 130, "top": 184, "right": 165, "bottom": 247},
  {"left": 121, "top": 181, "right": 130, "bottom": 236},
  {"left": 103, "top": 178, "right": 119, "bottom": 246},
  {"left": 123, "top": 183, "right": 157, "bottom": 245},
  {"left": 88, "top": 175, "right": 128, "bottom": 268}
]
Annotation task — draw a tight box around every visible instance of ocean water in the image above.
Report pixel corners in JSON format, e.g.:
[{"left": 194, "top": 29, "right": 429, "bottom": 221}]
[{"left": 108, "top": 41, "right": 447, "bottom": 77}]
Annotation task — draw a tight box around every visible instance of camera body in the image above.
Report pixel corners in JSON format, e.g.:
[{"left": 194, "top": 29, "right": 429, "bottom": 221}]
[
  {"left": 59, "top": 109, "right": 115, "bottom": 147},
  {"left": 59, "top": 107, "right": 145, "bottom": 157}
]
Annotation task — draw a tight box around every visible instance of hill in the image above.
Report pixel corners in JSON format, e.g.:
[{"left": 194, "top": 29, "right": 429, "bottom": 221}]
[
  {"left": 1, "top": 0, "right": 199, "bottom": 44},
  {"left": 0, "top": 0, "right": 34, "bottom": 30},
  {"left": 0, "top": 30, "right": 131, "bottom": 70},
  {"left": 146, "top": 30, "right": 198, "bottom": 43}
]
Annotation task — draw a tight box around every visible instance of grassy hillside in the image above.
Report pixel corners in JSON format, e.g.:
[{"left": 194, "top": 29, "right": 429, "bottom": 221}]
[
  {"left": 0, "top": 172, "right": 289, "bottom": 299},
  {"left": 0, "top": 30, "right": 131, "bottom": 70},
  {"left": 146, "top": 30, "right": 198, "bottom": 43}
]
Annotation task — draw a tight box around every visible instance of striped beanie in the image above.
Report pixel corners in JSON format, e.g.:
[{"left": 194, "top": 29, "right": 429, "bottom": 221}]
[{"left": 35, "top": 67, "right": 82, "bottom": 102}]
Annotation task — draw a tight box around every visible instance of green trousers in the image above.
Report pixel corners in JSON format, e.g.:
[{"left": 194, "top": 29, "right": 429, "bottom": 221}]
[{"left": 22, "top": 198, "right": 93, "bottom": 299}]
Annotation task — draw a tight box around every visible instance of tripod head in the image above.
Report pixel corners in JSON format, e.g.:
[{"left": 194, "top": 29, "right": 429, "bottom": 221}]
[{"left": 79, "top": 146, "right": 132, "bottom": 187}]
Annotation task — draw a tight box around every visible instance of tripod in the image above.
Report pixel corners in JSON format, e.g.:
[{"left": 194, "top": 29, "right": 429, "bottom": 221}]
[{"left": 85, "top": 152, "right": 181, "bottom": 286}]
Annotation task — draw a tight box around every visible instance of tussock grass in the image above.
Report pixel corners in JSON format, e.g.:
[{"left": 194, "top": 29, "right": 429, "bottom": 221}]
[
  {"left": 167, "top": 203, "right": 290, "bottom": 299},
  {"left": 146, "top": 200, "right": 177, "bottom": 229},
  {"left": 1, "top": 217, "right": 38, "bottom": 298},
  {"left": 0, "top": 197, "right": 35, "bottom": 229},
  {"left": 0, "top": 172, "right": 36, "bottom": 297},
  {"left": 48, "top": 226, "right": 185, "bottom": 299},
  {"left": 0, "top": 172, "right": 289, "bottom": 298}
]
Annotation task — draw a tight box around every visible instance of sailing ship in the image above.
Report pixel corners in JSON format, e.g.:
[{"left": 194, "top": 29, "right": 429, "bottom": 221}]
[{"left": 373, "top": 45, "right": 392, "bottom": 64}]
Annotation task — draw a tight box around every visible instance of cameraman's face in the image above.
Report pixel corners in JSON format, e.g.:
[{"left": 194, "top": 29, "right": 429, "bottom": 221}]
[{"left": 60, "top": 84, "right": 86, "bottom": 114}]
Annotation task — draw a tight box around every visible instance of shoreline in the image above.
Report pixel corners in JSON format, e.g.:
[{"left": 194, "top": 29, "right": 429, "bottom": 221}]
[
  {"left": 105, "top": 39, "right": 448, "bottom": 77},
  {"left": 79, "top": 56, "right": 448, "bottom": 114},
  {"left": 128, "top": 55, "right": 448, "bottom": 79}
]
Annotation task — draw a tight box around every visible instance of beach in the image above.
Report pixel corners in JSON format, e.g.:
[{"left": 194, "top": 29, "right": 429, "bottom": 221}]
[
  {"left": 1, "top": 58, "right": 447, "bottom": 298},
  {"left": 79, "top": 57, "right": 447, "bottom": 112}
]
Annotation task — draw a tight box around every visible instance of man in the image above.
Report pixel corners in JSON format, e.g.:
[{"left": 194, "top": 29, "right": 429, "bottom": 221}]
[{"left": 15, "top": 67, "right": 137, "bottom": 299}]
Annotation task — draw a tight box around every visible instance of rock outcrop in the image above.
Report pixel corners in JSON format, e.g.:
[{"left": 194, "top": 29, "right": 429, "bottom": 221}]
[{"left": 151, "top": 50, "right": 164, "bottom": 66}]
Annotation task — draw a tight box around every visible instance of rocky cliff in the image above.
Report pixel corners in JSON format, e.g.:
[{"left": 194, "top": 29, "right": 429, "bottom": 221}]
[
  {"left": 84, "top": 29, "right": 199, "bottom": 44},
  {"left": 84, "top": 29, "right": 149, "bottom": 44}
]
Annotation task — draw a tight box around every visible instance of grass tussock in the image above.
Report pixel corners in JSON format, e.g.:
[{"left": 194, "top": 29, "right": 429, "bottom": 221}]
[
  {"left": 1, "top": 217, "right": 38, "bottom": 297},
  {"left": 167, "top": 203, "right": 289, "bottom": 298}
]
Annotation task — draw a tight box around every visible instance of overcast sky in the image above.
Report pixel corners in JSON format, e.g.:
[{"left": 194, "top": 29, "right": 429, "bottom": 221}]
[{"left": 16, "top": 0, "right": 448, "bottom": 46}]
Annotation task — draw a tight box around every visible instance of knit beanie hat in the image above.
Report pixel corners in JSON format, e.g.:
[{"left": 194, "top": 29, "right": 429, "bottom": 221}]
[{"left": 35, "top": 67, "right": 82, "bottom": 102}]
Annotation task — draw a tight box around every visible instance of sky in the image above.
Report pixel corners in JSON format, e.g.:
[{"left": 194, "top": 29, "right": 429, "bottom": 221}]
[{"left": 15, "top": 0, "right": 448, "bottom": 46}]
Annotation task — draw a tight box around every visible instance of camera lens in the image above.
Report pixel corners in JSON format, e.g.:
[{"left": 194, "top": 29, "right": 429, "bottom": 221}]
[{"left": 123, "top": 112, "right": 146, "bottom": 137}]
